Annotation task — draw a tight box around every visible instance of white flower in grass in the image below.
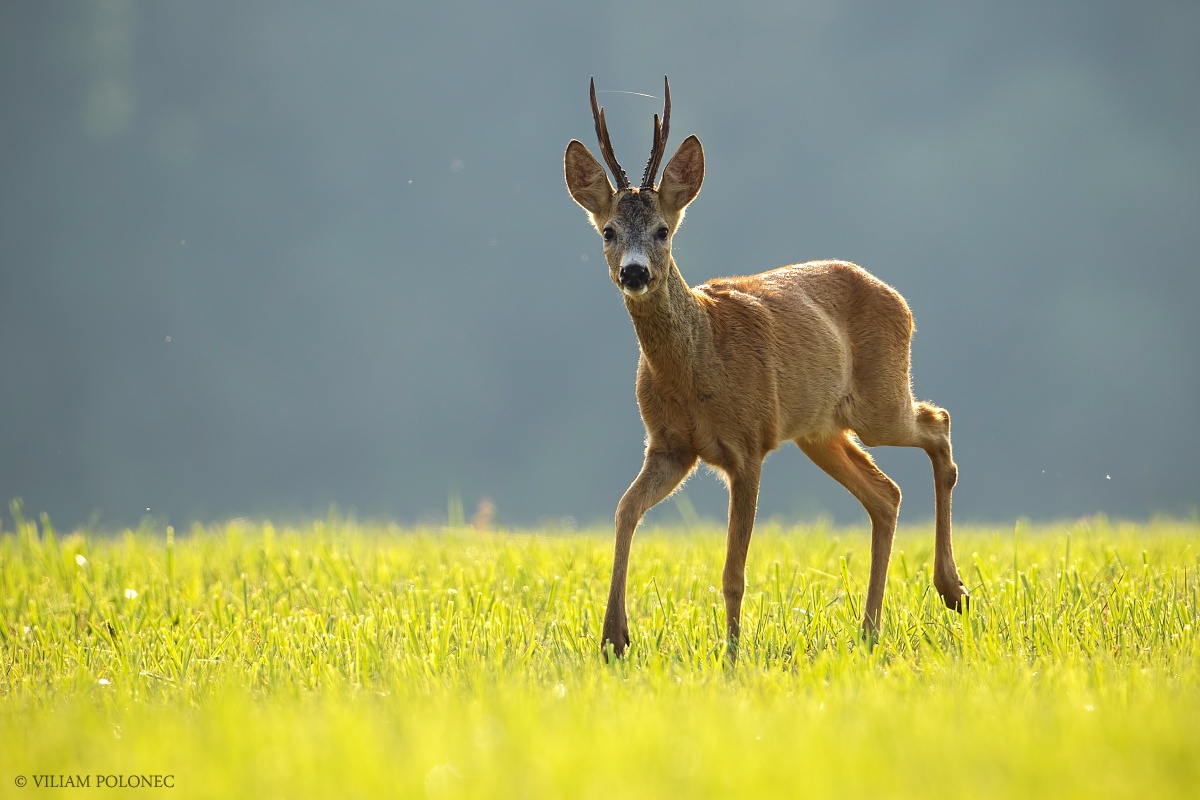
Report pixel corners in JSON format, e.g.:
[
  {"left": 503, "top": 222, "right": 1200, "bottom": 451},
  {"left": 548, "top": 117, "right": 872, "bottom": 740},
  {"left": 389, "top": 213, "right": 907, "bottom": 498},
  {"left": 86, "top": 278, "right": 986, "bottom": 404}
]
[
  {"left": 75, "top": 554, "right": 88, "bottom": 567},
  {"left": 124, "top": 588, "right": 138, "bottom": 600},
  {"left": 424, "top": 764, "right": 463, "bottom": 798},
  {"left": 98, "top": 678, "right": 112, "bottom": 686}
]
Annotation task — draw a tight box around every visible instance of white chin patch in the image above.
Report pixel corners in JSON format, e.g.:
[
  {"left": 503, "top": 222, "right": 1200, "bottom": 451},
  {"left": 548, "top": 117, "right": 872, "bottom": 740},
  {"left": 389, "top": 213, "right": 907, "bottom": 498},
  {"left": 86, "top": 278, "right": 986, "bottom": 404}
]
[{"left": 621, "top": 285, "right": 649, "bottom": 297}]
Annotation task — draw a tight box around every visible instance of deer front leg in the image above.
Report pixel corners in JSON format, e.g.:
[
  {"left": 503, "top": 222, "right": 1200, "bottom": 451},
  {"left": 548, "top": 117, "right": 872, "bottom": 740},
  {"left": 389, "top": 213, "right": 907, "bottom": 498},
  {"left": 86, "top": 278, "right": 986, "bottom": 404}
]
[
  {"left": 722, "top": 464, "right": 762, "bottom": 665},
  {"left": 602, "top": 448, "right": 696, "bottom": 659}
]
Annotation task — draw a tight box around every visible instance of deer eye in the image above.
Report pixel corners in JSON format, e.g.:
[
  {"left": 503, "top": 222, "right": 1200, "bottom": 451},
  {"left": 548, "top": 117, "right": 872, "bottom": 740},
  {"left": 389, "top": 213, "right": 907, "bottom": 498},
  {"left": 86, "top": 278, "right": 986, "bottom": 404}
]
[
  {"left": 656, "top": 226, "right": 669, "bottom": 241},
  {"left": 603, "top": 226, "right": 615, "bottom": 242}
]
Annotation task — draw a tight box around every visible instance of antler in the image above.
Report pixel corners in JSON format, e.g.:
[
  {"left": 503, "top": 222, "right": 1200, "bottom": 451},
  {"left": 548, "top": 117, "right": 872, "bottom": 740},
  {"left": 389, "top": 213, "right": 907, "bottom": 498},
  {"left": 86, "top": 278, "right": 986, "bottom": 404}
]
[
  {"left": 640, "top": 76, "right": 671, "bottom": 190},
  {"left": 590, "top": 77, "right": 630, "bottom": 190}
]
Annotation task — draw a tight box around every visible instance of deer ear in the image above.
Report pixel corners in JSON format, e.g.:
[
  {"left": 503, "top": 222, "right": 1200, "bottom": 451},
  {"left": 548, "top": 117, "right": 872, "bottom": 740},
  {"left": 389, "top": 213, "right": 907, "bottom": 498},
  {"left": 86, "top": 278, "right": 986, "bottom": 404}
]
[
  {"left": 565, "top": 140, "right": 614, "bottom": 219},
  {"left": 658, "top": 135, "right": 704, "bottom": 215}
]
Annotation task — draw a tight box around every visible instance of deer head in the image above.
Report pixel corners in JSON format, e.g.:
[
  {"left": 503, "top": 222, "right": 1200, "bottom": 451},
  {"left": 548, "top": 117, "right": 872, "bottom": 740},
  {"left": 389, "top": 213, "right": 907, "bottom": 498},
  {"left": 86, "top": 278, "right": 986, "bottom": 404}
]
[{"left": 564, "top": 77, "right": 705, "bottom": 298}]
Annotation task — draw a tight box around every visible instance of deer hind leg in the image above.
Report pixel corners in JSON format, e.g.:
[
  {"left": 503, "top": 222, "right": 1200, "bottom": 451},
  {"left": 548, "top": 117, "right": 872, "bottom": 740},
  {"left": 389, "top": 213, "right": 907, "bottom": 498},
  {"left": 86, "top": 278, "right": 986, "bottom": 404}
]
[
  {"left": 721, "top": 463, "right": 763, "bottom": 665},
  {"left": 859, "top": 400, "right": 966, "bottom": 612},
  {"left": 603, "top": 448, "right": 697, "bottom": 659},
  {"left": 798, "top": 432, "right": 901, "bottom": 639},
  {"left": 910, "top": 402, "right": 966, "bottom": 611}
]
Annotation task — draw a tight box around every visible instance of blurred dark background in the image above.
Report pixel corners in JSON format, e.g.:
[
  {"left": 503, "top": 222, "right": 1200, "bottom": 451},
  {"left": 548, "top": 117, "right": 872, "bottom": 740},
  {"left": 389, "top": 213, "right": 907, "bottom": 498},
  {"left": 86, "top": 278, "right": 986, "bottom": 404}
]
[{"left": 2, "top": 1, "right": 1197, "bottom": 530}]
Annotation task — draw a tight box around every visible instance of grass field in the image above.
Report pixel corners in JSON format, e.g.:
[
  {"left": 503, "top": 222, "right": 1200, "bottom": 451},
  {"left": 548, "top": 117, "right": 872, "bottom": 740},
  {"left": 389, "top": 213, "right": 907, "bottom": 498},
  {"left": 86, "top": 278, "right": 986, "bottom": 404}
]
[{"left": 1, "top": 510, "right": 1198, "bottom": 799}]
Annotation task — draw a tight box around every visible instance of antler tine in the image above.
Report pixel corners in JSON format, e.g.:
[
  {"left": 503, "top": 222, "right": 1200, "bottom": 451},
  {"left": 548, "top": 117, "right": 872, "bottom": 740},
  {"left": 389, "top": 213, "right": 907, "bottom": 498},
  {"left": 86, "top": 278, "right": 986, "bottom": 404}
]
[
  {"left": 590, "top": 77, "right": 630, "bottom": 189},
  {"left": 640, "top": 76, "right": 672, "bottom": 189},
  {"left": 640, "top": 114, "right": 662, "bottom": 189}
]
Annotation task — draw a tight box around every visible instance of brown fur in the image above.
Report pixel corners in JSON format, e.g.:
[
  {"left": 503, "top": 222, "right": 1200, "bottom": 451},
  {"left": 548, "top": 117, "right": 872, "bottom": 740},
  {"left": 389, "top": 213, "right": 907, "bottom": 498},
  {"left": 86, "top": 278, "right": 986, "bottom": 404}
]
[{"left": 565, "top": 108, "right": 965, "bottom": 663}]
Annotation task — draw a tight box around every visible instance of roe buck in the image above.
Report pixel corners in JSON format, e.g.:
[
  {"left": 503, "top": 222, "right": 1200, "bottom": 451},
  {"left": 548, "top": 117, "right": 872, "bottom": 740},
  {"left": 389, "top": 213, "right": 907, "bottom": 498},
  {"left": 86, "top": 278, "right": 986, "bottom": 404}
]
[{"left": 564, "top": 77, "right": 966, "bottom": 662}]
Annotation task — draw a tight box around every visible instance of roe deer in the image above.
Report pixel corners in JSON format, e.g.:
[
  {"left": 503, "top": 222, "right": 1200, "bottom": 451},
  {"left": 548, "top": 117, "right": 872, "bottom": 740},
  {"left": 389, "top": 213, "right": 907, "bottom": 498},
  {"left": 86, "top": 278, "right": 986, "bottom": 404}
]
[{"left": 564, "top": 77, "right": 966, "bottom": 662}]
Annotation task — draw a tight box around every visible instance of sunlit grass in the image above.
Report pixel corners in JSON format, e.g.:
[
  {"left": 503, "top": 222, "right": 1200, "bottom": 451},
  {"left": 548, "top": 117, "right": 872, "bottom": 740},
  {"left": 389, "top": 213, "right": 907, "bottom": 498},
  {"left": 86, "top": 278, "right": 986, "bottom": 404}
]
[{"left": 1, "top": 510, "right": 1197, "bottom": 798}]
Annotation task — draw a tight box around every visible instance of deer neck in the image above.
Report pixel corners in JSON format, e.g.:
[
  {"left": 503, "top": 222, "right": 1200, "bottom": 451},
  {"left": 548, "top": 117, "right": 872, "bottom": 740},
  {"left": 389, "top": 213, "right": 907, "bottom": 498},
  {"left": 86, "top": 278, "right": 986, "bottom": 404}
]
[{"left": 624, "top": 258, "right": 707, "bottom": 384}]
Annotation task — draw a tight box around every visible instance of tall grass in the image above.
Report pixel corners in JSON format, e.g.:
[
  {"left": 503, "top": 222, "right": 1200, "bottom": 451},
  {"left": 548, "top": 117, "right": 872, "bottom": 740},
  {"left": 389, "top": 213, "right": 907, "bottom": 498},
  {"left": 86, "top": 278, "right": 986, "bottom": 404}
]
[{"left": 1, "top": 511, "right": 1197, "bottom": 798}]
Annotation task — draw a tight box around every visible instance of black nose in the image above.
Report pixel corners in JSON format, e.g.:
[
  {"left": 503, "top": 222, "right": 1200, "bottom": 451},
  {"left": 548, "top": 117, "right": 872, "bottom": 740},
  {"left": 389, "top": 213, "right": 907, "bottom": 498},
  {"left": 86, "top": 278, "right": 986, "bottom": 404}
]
[{"left": 619, "top": 263, "right": 650, "bottom": 290}]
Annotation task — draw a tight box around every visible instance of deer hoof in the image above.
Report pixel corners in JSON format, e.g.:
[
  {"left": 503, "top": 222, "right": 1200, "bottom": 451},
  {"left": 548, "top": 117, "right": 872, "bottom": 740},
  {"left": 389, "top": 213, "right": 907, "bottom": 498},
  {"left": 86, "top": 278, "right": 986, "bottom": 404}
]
[
  {"left": 600, "top": 628, "right": 630, "bottom": 662},
  {"left": 937, "top": 579, "right": 969, "bottom": 613}
]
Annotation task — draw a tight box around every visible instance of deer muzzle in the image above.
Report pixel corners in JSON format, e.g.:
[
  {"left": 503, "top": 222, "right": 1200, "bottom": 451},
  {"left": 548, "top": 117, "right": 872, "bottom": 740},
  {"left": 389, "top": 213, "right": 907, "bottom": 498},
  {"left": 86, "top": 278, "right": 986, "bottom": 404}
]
[{"left": 619, "top": 263, "right": 650, "bottom": 293}]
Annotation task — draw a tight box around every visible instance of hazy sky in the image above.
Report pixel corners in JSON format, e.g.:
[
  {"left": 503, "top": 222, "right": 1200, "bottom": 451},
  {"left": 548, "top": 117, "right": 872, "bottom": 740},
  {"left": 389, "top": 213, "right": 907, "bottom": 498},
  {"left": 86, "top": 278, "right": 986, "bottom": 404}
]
[{"left": 2, "top": 1, "right": 1197, "bottom": 530}]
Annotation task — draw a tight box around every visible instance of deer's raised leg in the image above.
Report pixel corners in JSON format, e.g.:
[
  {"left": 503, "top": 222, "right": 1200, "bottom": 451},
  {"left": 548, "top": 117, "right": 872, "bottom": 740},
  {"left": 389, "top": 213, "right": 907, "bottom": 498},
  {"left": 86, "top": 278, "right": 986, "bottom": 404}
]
[
  {"left": 911, "top": 402, "right": 965, "bottom": 611},
  {"left": 722, "top": 464, "right": 762, "bottom": 664},
  {"left": 798, "top": 432, "right": 901, "bottom": 639},
  {"left": 603, "top": 448, "right": 696, "bottom": 659},
  {"left": 856, "top": 400, "right": 966, "bottom": 613}
]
